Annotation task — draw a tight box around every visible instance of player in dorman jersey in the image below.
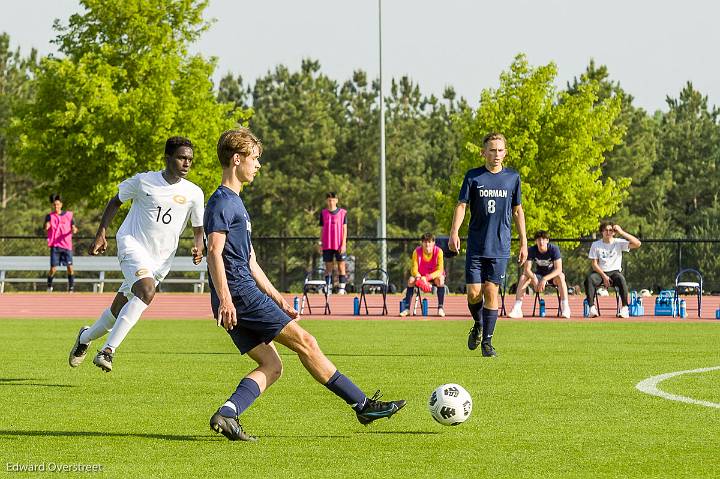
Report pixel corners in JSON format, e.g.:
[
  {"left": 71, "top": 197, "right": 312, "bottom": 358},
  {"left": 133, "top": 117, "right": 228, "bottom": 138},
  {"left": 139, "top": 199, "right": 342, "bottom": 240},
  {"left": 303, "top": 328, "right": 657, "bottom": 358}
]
[{"left": 449, "top": 132, "right": 527, "bottom": 357}]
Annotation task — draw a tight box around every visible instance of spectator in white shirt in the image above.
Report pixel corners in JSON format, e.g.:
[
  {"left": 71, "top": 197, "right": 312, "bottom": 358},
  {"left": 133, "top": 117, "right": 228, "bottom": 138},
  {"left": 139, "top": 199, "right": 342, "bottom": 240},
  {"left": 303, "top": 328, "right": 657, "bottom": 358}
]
[{"left": 585, "top": 221, "right": 641, "bottom": 318}]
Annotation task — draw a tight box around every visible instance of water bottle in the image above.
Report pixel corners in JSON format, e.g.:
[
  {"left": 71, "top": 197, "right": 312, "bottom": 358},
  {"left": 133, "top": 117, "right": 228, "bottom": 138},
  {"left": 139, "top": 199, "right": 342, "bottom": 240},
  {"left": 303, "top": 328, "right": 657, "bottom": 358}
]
[
  {"left": 679, "top": 299, "right": 687, "bottom": 318},
  {"left": 421, "top": 298, "right": 429, "bottom": 316},
  {"left": 353, "top": 297, "right": 360, "bottom": 316},
  {"left": 583, "top": 298, "right": 590, "bottom": 318},
  {"left": 715, "top": 308, "right": 720, "bottom": 319},
  {"left": 539, "top": 298, "right": 546, "bottom": 317},
  {"left": 293, "top": 296, "right": 299, "bottom": 311}
]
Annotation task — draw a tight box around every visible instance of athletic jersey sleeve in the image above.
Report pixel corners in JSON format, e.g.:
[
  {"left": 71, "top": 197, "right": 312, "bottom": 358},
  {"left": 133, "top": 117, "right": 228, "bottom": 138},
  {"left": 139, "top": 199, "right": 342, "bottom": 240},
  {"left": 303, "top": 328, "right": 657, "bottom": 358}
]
[
  {"left": 205, "top": 199, "right": 234, "bottom": 234},
  {"left": 189, "top": 188, "right": 204, "bottom": 228},
  {"left": 410, "top": 249, "right": 420, "bottom": 277},
  {"left": 44, "top": 214, "right": 50, "bottom": 223},
  {"left": 511, "top": 174, "right": 522, "bottom": 207},
  {"left": 457, "top": 172, "right": 471, "bottom": 203},
  {"left": 117, "top": 174, "right": 141, "bottom": 202},
  {"left": 342, "top": 209, "right": 348, "bottom": 224},
  {"left": 617, "top": 239, "right": 630, "bottom": 252},
  {"left": 550, "top": 244, "right": 561, "bottom": 261}
]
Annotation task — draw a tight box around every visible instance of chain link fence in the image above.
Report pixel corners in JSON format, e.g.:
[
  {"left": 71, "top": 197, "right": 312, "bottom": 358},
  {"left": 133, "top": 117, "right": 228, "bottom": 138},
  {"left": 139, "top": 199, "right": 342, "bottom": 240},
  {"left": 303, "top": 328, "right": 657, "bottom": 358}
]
[{"left": 1, "top": 236, "right": 719, "bottom": 294}]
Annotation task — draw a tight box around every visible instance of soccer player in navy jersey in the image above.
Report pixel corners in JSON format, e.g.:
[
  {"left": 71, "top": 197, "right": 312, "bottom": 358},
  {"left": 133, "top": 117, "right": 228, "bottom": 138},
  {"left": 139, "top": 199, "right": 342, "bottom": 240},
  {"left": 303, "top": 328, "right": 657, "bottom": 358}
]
[
  {"left": 449, "top": 132, "right": 527, "bottom": 357},
  {"left": 205, "top": 128, "right": 405, "bottom": 441}
]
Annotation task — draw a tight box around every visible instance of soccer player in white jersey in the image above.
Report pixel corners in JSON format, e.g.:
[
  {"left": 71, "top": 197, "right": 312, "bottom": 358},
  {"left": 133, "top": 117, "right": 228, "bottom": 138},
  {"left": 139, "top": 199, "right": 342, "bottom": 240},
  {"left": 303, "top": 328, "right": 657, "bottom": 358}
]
[{"left": 67, "top": 137, "right": 205, "bottom": 372}]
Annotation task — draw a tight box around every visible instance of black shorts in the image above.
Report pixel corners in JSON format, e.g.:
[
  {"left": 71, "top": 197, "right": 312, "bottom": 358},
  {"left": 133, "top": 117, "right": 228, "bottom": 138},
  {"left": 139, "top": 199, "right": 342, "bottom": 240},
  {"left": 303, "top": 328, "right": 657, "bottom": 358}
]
[
  {"left": 211, "top": 290, "right": 292, "bottom": 354},
  {"left": 50, "top": 247, "right": 73, "bottom": 267},
  {"left": 322, "top": 249, "right": 347, "bottom": 263}
]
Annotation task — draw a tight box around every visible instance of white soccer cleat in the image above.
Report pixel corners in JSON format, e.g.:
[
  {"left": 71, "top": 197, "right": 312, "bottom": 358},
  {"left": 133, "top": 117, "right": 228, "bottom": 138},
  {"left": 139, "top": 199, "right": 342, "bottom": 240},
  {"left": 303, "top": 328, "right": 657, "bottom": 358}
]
[
  {"left": 561, "top": 307, "right": 571, "bottom": 319},
  {"left": 399, "top": 308, "right": 409, "bottom": 317},
  {"left": 338, "top": 288, "right": 347, "bottom": 295},
  {"left": 438, "top": 307, "right": 445, "bottom": 317},
  {"left": 618, "top": 306, "right": 630, "bottom": 318},
  {"left": 68, "top": 326, "right": 90, "bottom": 367},
  {"left": 588, "top": 305, "right": 599, "bottom": 318},
  {"left": 508, "top": 303, "right": 523, "bottom": 319},
  {"left": 93, "top": 349, "right": 114, "bottom": 372}
]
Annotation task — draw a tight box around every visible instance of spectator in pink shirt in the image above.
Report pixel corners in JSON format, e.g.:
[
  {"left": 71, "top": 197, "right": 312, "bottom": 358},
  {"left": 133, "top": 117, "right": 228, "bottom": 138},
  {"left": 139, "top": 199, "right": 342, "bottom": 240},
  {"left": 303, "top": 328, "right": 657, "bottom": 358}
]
[
  {"left": 319, "top": 192, "right": 348, "bottom": 294},
  {"left": 45, "top": 194, "right": 79, "bottom": 292}
]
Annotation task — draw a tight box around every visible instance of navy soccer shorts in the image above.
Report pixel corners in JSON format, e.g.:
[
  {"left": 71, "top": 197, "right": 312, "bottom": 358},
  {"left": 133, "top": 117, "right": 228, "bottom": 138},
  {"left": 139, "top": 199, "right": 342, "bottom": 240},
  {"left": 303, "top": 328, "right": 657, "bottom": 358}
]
[
  {"left": 211, "top": 291, "right": 292, "bottom": 354},
  {"left": 322, "top": 249, "right": 347, "bottom": 262},
  {"left": 465, "top": 255, "right": 508, "bottom": 285},
  {"left": 50, "top": 247, "right": 73, "bottom": 267}
]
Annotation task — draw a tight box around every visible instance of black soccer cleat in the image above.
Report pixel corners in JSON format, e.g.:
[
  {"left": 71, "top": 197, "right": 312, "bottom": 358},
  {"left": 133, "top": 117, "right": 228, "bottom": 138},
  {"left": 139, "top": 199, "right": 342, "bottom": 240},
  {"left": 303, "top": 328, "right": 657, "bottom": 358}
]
[
  {"left": 356, "top": 390, "right": 406, "bottom": 425},
  {"left": 467, "top": 324, "right": 482, "bottom": 351},
  {"left": 68, "top": 326, "right": 90, "bottom": 367},
  {"left": 210, "top": 411, "right": 257, "bottom": 442},
  {"left": 481, "top": 340, "right": 497, "bottom": 357}
]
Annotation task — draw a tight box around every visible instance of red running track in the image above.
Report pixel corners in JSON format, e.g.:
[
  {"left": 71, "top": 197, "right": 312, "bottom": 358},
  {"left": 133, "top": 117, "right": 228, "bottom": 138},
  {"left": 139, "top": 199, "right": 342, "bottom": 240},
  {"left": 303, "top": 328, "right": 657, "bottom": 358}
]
[{"left": 1, "top": 293, "right": 719, "bottom": 321}]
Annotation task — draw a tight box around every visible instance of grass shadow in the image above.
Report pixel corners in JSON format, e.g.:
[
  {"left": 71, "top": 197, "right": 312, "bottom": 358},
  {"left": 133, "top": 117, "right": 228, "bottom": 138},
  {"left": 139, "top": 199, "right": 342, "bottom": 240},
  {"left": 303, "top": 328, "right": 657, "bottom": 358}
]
[
  {"left": 355, "top": 430, "right": 440, "bottom": 435},
  {"left": 0, "top": 430, "right": 214, "bottom": 442},
  {"left": 0, "top": 378, "right": 75, "bottom": 388}
]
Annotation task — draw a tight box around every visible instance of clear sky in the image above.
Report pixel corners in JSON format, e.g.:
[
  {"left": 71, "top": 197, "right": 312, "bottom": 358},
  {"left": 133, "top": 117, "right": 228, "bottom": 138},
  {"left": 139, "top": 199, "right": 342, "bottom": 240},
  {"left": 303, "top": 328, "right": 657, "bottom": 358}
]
[{"left": 2, "top": 0, "right": 719, "bottom": 113}]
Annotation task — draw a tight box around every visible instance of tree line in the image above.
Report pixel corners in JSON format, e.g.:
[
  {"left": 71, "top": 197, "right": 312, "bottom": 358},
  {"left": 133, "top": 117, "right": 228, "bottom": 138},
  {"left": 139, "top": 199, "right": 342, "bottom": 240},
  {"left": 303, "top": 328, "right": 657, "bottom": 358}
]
[{"left": 1, "top": 0, "right": 718, "bottom": 291}]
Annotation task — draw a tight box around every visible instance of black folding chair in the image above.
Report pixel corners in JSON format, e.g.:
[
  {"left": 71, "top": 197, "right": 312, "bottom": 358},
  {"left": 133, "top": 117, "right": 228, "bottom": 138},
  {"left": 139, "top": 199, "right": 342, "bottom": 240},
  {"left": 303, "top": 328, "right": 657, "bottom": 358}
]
[
  {"left": 301, "top": 268, "right": 330, "bottom": 315},
  {"left": 593, "top": 285, "right": 620, "bottom": 316},
  {"left": 532, "top": 283, "right": 562, "bottom": 317},
  {"left": 675, "top": 268, "right": 702, "bottom": 318},
  {"left": 359, "top": 268, "right": 389, "bottom": 315}
]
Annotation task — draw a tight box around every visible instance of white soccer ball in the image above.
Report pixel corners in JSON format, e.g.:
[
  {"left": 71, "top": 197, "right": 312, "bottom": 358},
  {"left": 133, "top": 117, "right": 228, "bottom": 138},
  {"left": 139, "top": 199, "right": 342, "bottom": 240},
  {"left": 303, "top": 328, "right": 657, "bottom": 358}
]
[{"left": 428, "top": 383, "right": 473, "bottom": 426}]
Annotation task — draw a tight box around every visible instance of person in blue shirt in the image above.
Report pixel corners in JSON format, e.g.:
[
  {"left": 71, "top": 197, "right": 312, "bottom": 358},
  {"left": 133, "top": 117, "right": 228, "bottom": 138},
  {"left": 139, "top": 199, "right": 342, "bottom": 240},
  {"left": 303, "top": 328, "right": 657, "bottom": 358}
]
[
  {"left": 204, "top": 128, "right": 405, "bottom": 441},
  {"left": 449, "top": 132, "right": 527, "bottom": 357},
  {"left": 508, "top": 230, "right": 571, "bottom": 318}
]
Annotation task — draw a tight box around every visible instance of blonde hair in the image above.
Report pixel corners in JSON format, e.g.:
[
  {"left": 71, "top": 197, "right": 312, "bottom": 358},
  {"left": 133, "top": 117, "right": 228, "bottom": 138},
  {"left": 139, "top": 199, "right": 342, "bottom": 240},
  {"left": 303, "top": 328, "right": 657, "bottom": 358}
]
[{"left": 217, "top": 128, "right": 263, "bottom": 167}]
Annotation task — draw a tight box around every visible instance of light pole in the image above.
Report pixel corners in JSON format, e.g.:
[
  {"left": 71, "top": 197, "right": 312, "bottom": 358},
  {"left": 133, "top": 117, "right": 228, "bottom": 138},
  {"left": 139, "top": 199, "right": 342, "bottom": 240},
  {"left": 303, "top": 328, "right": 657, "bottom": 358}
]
[{"left": 378, "top": 0, "right": 387, "bottom": 273}]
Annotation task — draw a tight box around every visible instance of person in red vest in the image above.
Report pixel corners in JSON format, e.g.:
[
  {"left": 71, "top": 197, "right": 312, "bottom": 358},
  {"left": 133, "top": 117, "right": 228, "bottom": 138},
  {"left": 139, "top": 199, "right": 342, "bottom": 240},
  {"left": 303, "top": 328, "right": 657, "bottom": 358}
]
[
  {"left": 400, "top": 233, "right": 446, "bottom": 317},
  {"left": 45, "top": 193, "right": 78, "bottom": 292}
]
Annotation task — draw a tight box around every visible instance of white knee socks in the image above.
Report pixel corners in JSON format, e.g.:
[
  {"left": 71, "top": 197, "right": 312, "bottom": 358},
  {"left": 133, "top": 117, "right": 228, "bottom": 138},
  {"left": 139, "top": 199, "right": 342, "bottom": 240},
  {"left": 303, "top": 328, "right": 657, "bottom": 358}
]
[
  {"left": 80, "top": 308, "right": 117, "bottom": 344},
  {"left": 103, "top": 297, "right": 149, "bottom": 352}
]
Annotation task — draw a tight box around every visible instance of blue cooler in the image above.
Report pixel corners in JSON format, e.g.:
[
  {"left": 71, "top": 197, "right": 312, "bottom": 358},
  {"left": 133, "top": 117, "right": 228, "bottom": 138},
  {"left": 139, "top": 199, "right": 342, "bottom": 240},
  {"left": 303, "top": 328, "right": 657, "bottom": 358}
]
[
  {"left": 629, "top": 291, "right": 644, "bottom": 317},
  {"left": 654, "top": 290, "right": 676, "bottom": 316}
]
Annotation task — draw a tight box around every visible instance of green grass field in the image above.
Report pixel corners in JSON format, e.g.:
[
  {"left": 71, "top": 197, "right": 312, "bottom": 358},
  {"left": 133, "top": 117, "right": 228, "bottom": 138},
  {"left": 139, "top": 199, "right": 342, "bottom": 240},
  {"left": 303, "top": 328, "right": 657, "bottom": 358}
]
[{"left": 1, "top": 318, "right": 719, "bottom": 478}]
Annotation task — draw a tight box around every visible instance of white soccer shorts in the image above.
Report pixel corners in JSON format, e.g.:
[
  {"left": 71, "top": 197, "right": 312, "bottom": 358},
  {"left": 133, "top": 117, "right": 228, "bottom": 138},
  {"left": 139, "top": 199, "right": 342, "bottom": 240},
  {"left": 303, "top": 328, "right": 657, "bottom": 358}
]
[{"left": 117, "top": 247, "right": 172, "bottom": 298}]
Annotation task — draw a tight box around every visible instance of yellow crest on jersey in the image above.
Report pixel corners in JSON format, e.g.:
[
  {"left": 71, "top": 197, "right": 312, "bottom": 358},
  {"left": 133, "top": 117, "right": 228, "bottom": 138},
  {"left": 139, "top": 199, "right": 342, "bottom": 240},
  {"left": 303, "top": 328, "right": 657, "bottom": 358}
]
[
  {"left": 173, "top": 195, "right": 187, "bottom": 204},
  {"left": 135, "top": 268, "right": 150, "bottom": 277}
]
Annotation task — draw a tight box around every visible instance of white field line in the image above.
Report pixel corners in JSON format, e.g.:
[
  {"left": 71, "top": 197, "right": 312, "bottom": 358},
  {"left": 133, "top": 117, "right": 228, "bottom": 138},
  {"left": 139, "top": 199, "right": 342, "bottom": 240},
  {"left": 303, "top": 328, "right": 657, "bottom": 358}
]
[{"left": 636, "top": 366, "right": 720, "bottom": 409}]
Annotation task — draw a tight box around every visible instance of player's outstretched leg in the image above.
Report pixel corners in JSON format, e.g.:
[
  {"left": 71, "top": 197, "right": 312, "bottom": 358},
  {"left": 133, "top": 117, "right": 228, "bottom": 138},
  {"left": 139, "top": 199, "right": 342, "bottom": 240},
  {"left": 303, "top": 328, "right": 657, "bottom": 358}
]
[
  {"left": 275, "top": 321, "right": 406, "bottom": 425},
  {"left": 68, "top": 326, "right": 90, "bottom": 367}
]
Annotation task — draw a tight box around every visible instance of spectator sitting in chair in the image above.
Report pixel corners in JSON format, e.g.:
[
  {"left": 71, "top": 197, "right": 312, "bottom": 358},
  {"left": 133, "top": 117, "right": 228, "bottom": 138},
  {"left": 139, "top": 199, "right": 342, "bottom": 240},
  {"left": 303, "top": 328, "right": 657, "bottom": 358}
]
[
  {"left": 585, "top": 221, "right": 641, "bottom": 318},
  {"left": 400, "top": 233, "right": 446, "bottom": 317},
  {"left": 508, "top": 230, "right": 571, "bottom": 318}
]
